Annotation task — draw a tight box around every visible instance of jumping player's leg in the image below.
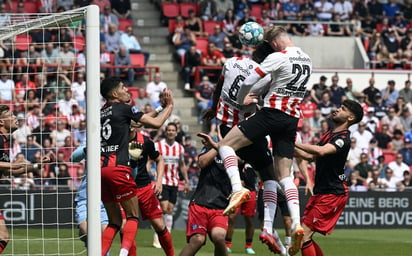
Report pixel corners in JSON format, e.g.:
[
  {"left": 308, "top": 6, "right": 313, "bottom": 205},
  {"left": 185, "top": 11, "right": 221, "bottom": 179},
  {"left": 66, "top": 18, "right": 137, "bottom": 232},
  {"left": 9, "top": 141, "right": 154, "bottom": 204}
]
[{"left": 218, "top": 126, "right": 253, "bottom": 192}]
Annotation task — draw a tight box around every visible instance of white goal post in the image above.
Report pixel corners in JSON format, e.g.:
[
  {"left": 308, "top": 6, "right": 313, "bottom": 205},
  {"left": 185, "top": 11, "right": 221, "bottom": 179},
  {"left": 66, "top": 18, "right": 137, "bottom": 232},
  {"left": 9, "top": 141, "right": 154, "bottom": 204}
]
[{"left": 0, "top": 5, "right": 100, "bottom": 255}]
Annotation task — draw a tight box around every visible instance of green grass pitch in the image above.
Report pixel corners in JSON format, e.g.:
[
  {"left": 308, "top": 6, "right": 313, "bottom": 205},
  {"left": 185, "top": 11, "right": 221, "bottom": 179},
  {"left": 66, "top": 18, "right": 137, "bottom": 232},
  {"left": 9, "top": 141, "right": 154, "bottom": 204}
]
[{"left": 3, "top": 228, "right": 411, "bottom": 255}]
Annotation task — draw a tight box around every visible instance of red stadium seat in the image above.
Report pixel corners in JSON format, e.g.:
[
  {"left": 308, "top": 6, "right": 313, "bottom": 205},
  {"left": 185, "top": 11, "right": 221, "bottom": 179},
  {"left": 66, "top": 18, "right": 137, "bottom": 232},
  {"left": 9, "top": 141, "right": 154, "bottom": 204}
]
[
  {"left": 382, "top": 150, "right": 396, "bottom": 165},
  {"left": 162, "top": 2, "right": 179, "bottom": 18},
  {"left": 130, "top": 53, "right": 146, "bottom": 75},
  {"left": 250, "top": 4, "right": 263, "bottom": 19},
  {"left": 24, "top": 1, "right": 38, "bottom": 13},
  {"left": 15, "top": 34, "right": 32, "bottom": 51},
  {"left": 168, "top": 19, "right": 177, "bottom": 34},
  {"left": 72, "top": 36, "right": 85, "bottom": 52},
  {"left": 202, "top": 20, "right": 221, "bottom": 36},
  {"left": 118, "top": 18, "right": 133, "bottom": 32},
  {"left": 180, "top": 3, "right": 198, "bottom": 18},
  {"left": 196, "top": 37, "right": 209, "bottom": 54},
  {"left": 128, "top": 87, "right": 139, "bottom": 100}
]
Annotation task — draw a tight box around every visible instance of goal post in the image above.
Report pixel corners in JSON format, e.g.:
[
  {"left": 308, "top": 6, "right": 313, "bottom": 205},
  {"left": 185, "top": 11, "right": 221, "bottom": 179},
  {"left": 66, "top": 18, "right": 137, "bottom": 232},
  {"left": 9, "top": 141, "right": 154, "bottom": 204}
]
[{"left": 0, "top": 5, "right": 100, "bottom": 255}]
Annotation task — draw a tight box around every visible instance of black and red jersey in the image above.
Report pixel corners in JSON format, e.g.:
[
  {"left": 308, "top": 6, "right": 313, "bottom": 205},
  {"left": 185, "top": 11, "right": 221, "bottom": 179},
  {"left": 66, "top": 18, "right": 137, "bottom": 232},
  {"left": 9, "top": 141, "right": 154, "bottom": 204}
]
[
  {"left": 0, "top": 133, "right": 10, "bottom": 163},
  {"left": 314, "top": 129, "right": 351, "bottom": 195},
  {"left": 190, "top": 147, "right": 231, "bottom": 210},
  {"left": 100, "top": 102, "right": 143, "bottom": 167},
  {"left": 130, "top": 132, "right": 160, "bottom": 187}
]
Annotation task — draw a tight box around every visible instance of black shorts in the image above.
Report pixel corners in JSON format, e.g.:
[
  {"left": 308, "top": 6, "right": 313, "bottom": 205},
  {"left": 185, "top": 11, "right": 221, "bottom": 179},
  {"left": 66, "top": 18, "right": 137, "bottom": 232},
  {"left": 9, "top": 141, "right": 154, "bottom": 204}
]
[
  {"left": 238, "top": 108, "right": 298, "bottom": 159},
  {"left": 220, "top": 124, "right": 272, "bottom": 172},
  {"left": 159, "top": 185, "right": 178, "bottom": 204}
]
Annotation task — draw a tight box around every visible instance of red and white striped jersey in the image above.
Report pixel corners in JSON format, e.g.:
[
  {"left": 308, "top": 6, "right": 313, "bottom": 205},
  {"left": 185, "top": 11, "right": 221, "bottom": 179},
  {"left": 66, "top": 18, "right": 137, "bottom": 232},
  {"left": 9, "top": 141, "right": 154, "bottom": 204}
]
[
  {"left": 254, "top": 46, "right": 312, "bottom": 118},
  {"left": 155, "top": 139, "right": 185, "bottom": 187},
  {"left": 368, "top": 147, "right": 383, "bottom": 166},
  {"left": 216, "top": 57, "right": 269, "bottom": 128}
]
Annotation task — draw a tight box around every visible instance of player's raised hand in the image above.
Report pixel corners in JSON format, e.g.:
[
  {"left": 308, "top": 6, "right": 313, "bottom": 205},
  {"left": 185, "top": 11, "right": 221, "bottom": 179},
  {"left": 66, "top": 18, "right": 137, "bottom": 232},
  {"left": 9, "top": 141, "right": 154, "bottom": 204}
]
[
  {"left": 202, "top": 108, "right": 216, "bottom": 121},
  {"left": 161, "top": 88, "right": 174, "bottom": 107},
  {"left": 243, "top": 93, "right": 259, "bottom": 105},
  {"left": 197, "top": 132, "right": 218, "bottom": 149}
]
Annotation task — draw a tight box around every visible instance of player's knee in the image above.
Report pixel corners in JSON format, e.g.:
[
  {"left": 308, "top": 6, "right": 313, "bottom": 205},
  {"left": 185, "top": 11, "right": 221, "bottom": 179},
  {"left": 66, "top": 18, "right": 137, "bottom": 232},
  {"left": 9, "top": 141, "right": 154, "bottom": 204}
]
[
  {"left": 189, "top": 234, "right": 205, "bottom": 247},
  {"left": 210, "top": 231, "right": 226, "bottom": 244}
]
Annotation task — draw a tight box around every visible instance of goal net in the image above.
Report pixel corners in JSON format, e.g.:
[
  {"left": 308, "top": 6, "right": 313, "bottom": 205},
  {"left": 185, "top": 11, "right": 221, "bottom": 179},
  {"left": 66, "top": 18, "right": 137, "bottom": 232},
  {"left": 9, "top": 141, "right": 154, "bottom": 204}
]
[{"left": 0, "top": 5, "right": 100, "bottom": 255}]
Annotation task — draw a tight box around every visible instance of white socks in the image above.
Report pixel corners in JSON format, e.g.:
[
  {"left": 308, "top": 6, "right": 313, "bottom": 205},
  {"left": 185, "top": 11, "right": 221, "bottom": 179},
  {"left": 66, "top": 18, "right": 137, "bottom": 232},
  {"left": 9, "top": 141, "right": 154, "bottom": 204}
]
[
  {"left": 164, "top": 214, "right": 173, "bottom": 231},
  {"left": 219, "top": 145, "right": 242, "bottom": 192},
  {"left": 263, "top": 180, "right": 278, "bottom": 232},
  {"left": 279, "top": 177, "right": 300, "bottom": 226}
]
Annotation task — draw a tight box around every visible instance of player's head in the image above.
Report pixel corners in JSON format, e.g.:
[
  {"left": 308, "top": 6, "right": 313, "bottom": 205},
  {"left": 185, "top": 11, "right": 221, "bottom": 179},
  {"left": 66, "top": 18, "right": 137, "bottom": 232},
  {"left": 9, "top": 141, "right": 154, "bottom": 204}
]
[
  {"left": 264, "top": 26, "right": 291, "bottom": 52},
  {"left": 165, "top": 122, "right": 178, "bottom": 141},
  {"left": 252, "top": 40, "right": 274, "bottom": 64},
  {"left": 333, "top": 100, "right": 363, "bottom": 126},
  {"left": 101, "top": 77, "right": 129, "bottom": 102},
  {"left": 0, "top": 105, "right": 17, "bottom": 133}
]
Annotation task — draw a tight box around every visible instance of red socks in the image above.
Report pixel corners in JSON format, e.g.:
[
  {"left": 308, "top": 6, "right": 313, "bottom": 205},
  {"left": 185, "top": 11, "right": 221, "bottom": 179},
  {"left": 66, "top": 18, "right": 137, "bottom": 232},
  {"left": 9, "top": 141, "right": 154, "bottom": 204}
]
[
  {"left": 102, "top": 224, "right": 120, "bottom": 255},
  {"left": 158, "top": 227, "right": 174, "bottom": 256},
  {"left": 121, "top": 217, "right": 139, "bottom": 253},
  {"left": 301, "top": 240, "right": 324, "bottom": 256}
]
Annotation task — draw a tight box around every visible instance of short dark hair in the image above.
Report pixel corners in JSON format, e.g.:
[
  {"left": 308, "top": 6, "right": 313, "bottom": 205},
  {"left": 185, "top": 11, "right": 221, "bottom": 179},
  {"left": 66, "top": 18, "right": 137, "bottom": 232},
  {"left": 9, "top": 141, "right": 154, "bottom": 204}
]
[
  {"left": 252, "top": 41, "right": 274, "bottom": 64},
  {"left": 0, "top": 105, "right": 10, "bottom": 117},
  {"left": 101, "top": 77, "right": 123, "bottom": 100},
  {"left": 342, "top": 99, "right": 363, "bottom": 125}
]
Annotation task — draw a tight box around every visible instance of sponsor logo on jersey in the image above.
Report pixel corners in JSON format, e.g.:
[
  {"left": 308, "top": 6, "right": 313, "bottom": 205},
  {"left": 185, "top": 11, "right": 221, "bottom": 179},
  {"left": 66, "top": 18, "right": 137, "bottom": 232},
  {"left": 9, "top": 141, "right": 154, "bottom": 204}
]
[
  {"left": 335, "top": 139, "right": 344, "bottom": 148},
  {"left": 131, "top": 106, "right": 139, "bottom": 114},
  {"left": 233, "top": 62, "right": 251, "bottom": 76}
]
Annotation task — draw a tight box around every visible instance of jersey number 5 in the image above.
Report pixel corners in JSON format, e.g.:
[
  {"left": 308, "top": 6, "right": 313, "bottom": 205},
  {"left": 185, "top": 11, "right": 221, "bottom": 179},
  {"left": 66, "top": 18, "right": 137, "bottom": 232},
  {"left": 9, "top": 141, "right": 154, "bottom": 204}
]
[
  {"left": 228, "top": 75, "right": 246, "bottom": 101},
  {"left": 285, "top": 64, "right": 311, "bottom": 92},
  {"left": 102, "top": 119, "right": 112, "bottom": 140}
]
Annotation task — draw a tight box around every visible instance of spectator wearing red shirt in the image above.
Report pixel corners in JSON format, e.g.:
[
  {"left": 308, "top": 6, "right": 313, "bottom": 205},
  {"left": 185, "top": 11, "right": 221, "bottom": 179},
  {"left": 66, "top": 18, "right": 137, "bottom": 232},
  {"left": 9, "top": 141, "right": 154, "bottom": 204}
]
[
  {"left": 15, "top": 74, "right": 36, "bottom": 98},
  {"left": 200, "top": 42, "right": 225, "bottom": 83},
  {"left": 299, "top": 92, "right": 317, "bottom": 119}
]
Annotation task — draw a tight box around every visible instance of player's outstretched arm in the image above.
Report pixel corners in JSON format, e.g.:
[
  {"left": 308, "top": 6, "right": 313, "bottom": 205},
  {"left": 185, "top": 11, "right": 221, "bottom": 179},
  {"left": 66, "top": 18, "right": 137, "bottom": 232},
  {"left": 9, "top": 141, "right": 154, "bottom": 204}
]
[
  {"left": 296, "top": 157, "right": 314, "bottom": 196},
  {"left": 152, "top": 154, "right": 164, "bottom": 196},
  {"left": 139, "top": 89, "right": 174, "bottom": 128},
  {"left": 295, "top": 142, "right": 337, "bottom": 157}
]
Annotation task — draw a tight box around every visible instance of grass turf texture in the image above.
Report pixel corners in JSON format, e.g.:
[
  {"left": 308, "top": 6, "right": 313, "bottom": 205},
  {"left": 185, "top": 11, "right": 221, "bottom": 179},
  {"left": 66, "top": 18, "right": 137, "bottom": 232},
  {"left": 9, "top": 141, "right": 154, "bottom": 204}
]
[{"left": 3, "top": 228, "right": 411, "bottom": 255}]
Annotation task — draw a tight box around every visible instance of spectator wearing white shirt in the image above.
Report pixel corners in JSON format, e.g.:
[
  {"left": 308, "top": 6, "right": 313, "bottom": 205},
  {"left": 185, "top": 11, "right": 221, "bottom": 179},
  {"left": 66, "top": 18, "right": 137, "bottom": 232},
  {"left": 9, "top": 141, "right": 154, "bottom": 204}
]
[
  {"left": 333, "top": 0, "right": 353, "bottom": 21},
  {"left": 120, "top": 25, "right": 150, "bottom": 65},
  {"left": 13, "top": 113, "right": 32, "bottom": 147},
  {"left": 380, "top": 168, "right": 405, "bottom": 192},
  {"left": 58, "top": 89, "right": 78, "bottom": 118},
  {"left": 351, "top": 121, "right": 373, "bottom": 152},
  {"left": 146, "top": 72, "right": 167, "bottom": 108},
  {"left": 314, "top": 0, "right": 334, "bottom": 21},
  {"left": 0, "top": 70, "right": 15, "bottom": 104},
  {"left": 347, "top": 137, "right": 362, "bottom": 168},
  {"left": 388, "top": 153, "right": 410, "bottom": 181},
  {"left": 362, "top": 107, "right": 379, "bottom": 134},
  {"left": 71, "top": 73, "right": 86, "bottom": 110}
]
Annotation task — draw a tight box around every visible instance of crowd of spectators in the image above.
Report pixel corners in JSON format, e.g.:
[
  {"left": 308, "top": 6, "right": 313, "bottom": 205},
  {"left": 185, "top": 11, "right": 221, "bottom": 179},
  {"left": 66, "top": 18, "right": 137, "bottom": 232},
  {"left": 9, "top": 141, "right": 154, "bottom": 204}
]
[
  {"left": 162, "top": 0, "right": 412, "bottom": 90},
  {"left": 0, "top": 0, "right": 155, "bottom": 191}
]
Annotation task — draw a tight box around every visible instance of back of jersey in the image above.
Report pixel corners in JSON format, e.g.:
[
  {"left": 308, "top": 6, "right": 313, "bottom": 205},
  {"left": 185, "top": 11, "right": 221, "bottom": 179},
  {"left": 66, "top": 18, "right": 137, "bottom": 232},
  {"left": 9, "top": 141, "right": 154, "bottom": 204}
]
[
  {"left": 217, "top": 57, "right": 263, "bottom": 127},
  {"left": 260, "top": 46, "right": 312, "bottom": 118}
]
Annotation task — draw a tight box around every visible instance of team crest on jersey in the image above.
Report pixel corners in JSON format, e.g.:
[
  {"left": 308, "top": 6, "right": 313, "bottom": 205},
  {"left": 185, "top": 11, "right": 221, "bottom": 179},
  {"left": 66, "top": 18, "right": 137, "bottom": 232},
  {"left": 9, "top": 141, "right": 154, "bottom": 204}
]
[
  {"left": 335, "top": 139, "right": 344, "bottom": 148},
  {"left": 131, "top": 106, "right": 139, "bottom": 114},
  {"left": 191, "top": 224, "right": 198, "bottom": 230}
]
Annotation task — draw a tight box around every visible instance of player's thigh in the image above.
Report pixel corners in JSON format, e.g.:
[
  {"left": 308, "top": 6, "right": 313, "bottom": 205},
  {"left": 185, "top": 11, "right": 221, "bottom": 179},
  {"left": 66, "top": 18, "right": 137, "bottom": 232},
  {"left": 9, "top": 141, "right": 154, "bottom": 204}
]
[
  {"left": 218, "top": 125, "right": 252, "bottom": 151},
  {"left": 274, "top": 155, "right": 294, "bottom": 179},
  {"left": 120, "top": 196, "right": 139, "bottom": 217},
  {"left": 104, "top": 202, "right": 122, "bottom": 225}
]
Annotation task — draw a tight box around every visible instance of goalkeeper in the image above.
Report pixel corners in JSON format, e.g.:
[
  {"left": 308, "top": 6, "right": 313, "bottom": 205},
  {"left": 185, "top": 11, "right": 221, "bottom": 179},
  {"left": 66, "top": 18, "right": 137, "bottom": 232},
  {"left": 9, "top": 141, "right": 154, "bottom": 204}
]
[{"left": 71, "top": 141, "right": 109, "bottom": 248}]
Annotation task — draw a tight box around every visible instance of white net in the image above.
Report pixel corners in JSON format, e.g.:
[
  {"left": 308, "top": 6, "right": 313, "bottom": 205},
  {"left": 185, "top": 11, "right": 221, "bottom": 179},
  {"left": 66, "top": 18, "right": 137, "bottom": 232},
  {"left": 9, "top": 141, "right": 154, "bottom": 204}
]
[{"left": 0, "top": 7, "right": 92, "bottom": 255}]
